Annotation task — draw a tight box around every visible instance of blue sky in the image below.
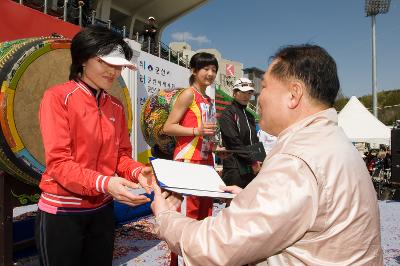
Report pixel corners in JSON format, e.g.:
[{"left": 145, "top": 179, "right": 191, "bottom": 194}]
[{"left": 162, "top": 0, "right": 400, "bottom": 97}]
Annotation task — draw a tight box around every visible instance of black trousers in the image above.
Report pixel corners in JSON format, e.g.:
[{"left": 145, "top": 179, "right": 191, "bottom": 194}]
[{"left": 35, "top": 203, "right": 115, "bottom": 266}]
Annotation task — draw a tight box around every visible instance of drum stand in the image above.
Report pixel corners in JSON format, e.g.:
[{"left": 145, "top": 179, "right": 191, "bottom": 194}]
[
  {"left": 0, "top": 171, "right": 40, "bottom": 266},
  {"left": 0, "top": 171, "right": 12, "bottom": 266}
]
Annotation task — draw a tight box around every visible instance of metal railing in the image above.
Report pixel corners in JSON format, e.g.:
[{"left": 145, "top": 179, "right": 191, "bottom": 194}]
[
  {"left": 14, "top": 0, "right": 257, "bottom": 115},
  {"left": 134, "top": 33, "right": 189, "bottom": 68},
  {"left": 14, "top": 0, "right": 189, "bottom": 68},
  {"left": 16, "top": 0, "right": 274, "bottom": 75},
  {"left": 16, "top": 0, "right": 87, "bottom": 25}
]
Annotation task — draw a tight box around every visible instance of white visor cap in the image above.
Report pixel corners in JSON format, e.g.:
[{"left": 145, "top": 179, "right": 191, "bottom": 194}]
[
  {"left": 233, "top": 77, "right": 255, "bottom": 92},
  {"left": 98, "top": 45, "right": 136, "bottom": 70}
]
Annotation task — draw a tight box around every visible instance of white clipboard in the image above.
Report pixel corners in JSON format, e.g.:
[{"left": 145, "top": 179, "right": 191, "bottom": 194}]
[{"left": 150, "top": 159, "right": 235, "bottom": 199}]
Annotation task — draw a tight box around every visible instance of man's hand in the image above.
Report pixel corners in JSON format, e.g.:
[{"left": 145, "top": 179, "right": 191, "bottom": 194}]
[
  {"left": 107, "top": 176, "right": 150, "bottom": 207},
  {"left": 214, "top": 146, "right": 232, "bottom": 160},
  {"left": 219, "top": 185, "right": 243, "bottom": 206},
  {"left": 251, "top": 161, "right": 262, "bottom": 174},
  {"left": 151, "top": 183, "right": 182, "bottom": 216},
  {"left": 221, "top": 185, "right": 243, "bottom": 195},
  {"left": 137, "top": 166, "right": 156, "bottom": 194}
]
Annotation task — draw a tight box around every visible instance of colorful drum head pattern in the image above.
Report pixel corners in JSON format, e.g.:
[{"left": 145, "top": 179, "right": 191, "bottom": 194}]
[{"left": 140, "top": 88, "right": 184, "bottom": 156}]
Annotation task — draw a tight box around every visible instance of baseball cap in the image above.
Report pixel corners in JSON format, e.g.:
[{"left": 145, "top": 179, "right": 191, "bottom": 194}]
[
  {"left": 98, "top": 45, "right": 136, "bottom": 70},
  {"left": 233, "top": 78, "right": 255, "bottom": 92},
  {"left": 148, "top": 16, "right": 155, "bottom": 20}
]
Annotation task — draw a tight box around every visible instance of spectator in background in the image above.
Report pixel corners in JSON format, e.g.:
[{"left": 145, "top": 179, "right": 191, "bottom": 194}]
[
  {"left": 365, "top": 150, "right": 374, "bottom": 168},
  {"left": 142, "top": 16, "right": 158, "bottom": 53},
  {"left": 66, "top": 0, "right": 93, "bottom": 26},
  {"left": 219, "top": 78, "right": 261, "bottom": 188},
  {"left": 384, "top": 149, "right": 391, "bottom": 170}
]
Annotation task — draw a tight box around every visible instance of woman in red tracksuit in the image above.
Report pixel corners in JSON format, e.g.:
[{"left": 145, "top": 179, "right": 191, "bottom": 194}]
[
  {"left": 35, "top": 26, "right": 154, "bottom": 266},
  {"left": 163, "top": 52, "right": 218, "bottom": 265}
]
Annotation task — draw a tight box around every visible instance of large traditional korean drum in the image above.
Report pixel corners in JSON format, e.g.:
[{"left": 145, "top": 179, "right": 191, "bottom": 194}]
[
  {"left": 0, "top": 37, "right": 132, "bottom": 186},
  {"left": 140, "top": 88, "right": 184, "bottom": 156}
]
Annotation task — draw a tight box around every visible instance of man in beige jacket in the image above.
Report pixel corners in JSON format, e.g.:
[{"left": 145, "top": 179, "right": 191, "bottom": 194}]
[{"left": 151, "top": 44, "right": 383, "bottom": 266}]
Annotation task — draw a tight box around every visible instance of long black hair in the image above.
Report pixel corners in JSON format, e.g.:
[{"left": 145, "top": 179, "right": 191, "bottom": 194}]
[
  {"left": 189, "top": 52, "right": 218, "bottom": 85},
  {"left": 69, "top": 25, "right": 133, "bottom": 80}
]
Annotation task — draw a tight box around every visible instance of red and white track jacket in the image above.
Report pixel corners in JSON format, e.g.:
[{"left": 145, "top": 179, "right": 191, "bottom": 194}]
[{"left": 38, "top": 80, "right": 144, "bottom": 214}]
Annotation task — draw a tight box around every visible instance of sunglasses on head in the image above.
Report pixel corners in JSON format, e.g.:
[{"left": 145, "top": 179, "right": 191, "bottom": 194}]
[{"left": 237, "top": 82, "right": 254, "bottom": 87}]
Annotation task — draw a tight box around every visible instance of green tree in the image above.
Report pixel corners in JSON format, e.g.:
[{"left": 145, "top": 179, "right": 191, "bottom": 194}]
[{"left": 339, "top": 89, "right": 400, "bottom": 126}]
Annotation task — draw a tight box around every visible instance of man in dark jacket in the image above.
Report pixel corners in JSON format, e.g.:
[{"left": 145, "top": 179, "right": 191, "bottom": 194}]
[
  {"left": 219, "top": 78, "right": 261, "bottom": 188},
  {"left": 142, "top": 16, "right": 158, "bottom": 54}
]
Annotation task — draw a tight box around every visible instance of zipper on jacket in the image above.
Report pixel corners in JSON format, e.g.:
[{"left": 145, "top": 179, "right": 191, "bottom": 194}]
[
  {"left": 95, "top": 90, "right": 103, "bottom": 170},
  {"left": 243, "top": 109, "right": 253, "bottom": 145},
  {"left": 96, "top": 90, "right": 102, "bottom": 116}
]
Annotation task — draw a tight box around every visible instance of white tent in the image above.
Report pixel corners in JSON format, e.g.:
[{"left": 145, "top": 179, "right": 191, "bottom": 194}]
[{"left": 338, "top": 96, "right": 390, "bottom": 145}]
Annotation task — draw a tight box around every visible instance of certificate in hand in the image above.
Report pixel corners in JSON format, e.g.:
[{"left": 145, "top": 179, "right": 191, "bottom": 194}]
[{"left": 150, "top": 159, "right": 235, "bottom": 198}]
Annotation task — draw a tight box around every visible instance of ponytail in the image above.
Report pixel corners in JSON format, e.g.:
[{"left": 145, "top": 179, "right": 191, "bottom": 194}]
[{"left": 189, "top": 74, "right": 195, "bottom": 85}]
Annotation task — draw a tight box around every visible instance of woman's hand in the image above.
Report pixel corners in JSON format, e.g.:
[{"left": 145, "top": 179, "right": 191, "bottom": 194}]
[
  {"left": 137, "top": 166, "right": 156, "bottom": 194},
  {"left": 151, "top": 183, "right": 183, "bottom": 216},
  {"left": 107, "top": 176, "right": 150, "bottom": 207},
  {"left": 196, "top": 122, "right": 217, "bottom": 136}
]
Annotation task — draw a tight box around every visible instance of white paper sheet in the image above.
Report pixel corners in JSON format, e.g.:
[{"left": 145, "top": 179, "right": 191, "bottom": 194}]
[{"left": 150, "top": 159, "right": 235, "bottom": 199}]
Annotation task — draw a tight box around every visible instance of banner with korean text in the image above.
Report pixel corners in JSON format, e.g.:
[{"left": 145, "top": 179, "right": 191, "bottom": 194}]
[{"left": 136, "top": 52, "right": 190, "bottom": 163}]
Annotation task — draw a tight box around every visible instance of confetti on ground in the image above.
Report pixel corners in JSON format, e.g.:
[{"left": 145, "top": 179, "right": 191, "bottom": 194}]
[{"left": 12, "top": 201, "right": 400, "bottom": 265}]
